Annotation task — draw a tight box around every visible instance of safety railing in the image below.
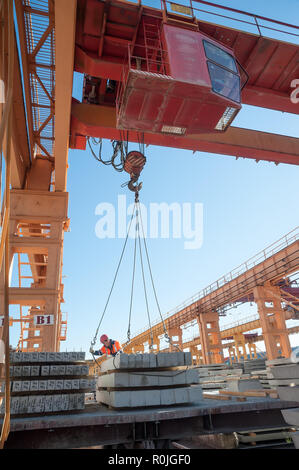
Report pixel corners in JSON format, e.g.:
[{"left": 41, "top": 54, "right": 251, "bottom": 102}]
[
  {"left": 128, "top": 44, "right": 170, "bottom": 76},
  {"left": 116, "top": 40, "right": 170, "bottom": 125},
  {"left": 161, "top": 0, "right": 299, "bottom": 44},
  {"left": 127, "top": 226, "right": 299, "bottom": 341},
  {"left": 219, "top": 313, "right": 260, "bottom": 333},
  {"left": 126, "top": 0, "right": 299, "bottom": 44}
]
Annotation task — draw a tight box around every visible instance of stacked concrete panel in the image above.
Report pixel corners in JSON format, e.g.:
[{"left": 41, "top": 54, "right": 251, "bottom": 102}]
[
  {"left": 0, "top": 352, "right": 96, "bottom": 415},
  {"left": 193, "top": 363, "right": 243, "bottom": 391},
  {"left": 248, "top": 368, "right": 272, "bottom": 389},
  {"left": 266, "top": 358, "right": 299, "bottom": 449},
  {"left": 96, "top": 352, "right": 202, "bottom": 409},
  {"left": 243, "top": 358, "right": 266, "bottom": 374},
  {"left": 226, "top": 376, "right": 264, "bottom": 393}
]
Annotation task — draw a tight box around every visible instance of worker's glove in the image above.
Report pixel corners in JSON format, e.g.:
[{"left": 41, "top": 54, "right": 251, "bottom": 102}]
[{"left": 89, "top": 346, "right": 94, "bottom": 354}]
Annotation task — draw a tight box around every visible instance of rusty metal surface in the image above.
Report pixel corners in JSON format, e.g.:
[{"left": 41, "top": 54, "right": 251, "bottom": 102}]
[
  {"left": 1, "top": 397, "right": 298, "bottom": 448},
  {"left": 2, "top": 397, "right": 298, "bottom": 433}
]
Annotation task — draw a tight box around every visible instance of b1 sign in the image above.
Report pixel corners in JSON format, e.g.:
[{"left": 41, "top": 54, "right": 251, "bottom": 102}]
[{"left": 34, "top": 315, "right": 54, "bottom": 326}]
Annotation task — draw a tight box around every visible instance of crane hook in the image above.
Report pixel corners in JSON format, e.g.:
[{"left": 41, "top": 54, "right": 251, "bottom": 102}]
[
  {"left": 128, "top": 174, "right": 143, "bottom": 195},
  {"left": 123, "top": 150, "right": 146, "bottom": 200}
]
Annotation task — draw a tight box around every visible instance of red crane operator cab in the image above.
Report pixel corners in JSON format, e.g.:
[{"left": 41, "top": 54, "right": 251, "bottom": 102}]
[{"left": 116, "top": 24, "right": 247, "bottom": 136}]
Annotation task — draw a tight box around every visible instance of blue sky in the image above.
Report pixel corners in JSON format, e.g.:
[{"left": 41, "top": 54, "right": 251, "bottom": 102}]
[{"left": 10, "top": 0, "right": 299, "bottom": 357}]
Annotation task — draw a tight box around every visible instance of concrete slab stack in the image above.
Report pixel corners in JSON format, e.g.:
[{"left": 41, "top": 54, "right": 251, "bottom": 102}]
[
  {"left": 248, "top": 369, "right": 272, "bottom": 389},
  {"left": 226, "top": 376, "right": 264, "bottom": 393},
  {"left": 193, "top": 363, "right": 243, "bottom": 391},
  {"left": 0, "top": 352, "right": 96, "bottom": 416},
  {"left": 96, "top": 352, "right": 202, "bottom": 409},
  {"left": 243, "top": 358, "right": 266, "bottom": 374},
  {"left": 267, "top": 358, "right": 299, "bottom": 449}
]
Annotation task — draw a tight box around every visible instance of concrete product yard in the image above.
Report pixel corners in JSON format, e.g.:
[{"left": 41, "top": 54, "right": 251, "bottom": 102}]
[
  {"left": 268, "top": 358, "right": 299, "bottom": 449},
  {"left": 1, "top": 352, "right": 299, "bottom": 448},
  {"left": 1, "top": 0, "right": 299, "bottom": 451}
]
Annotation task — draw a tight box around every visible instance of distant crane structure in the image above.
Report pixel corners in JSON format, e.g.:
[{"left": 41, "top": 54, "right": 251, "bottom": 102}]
[
  {"left": 121, "top": 227, "right": 299, "bottom": 364},
  {"left": 0, "top": 0, "right": 299, "bottom": 364}
]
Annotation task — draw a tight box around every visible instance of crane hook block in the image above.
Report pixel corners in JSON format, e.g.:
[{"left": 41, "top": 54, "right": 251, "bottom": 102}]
[{"left": 124, "top": 151, "right": 146, "bottom": 178}]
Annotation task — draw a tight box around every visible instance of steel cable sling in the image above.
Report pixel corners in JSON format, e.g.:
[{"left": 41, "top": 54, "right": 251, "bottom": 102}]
[
  {"left": 90, "top": 202, "right": 137, "bottom": 367},
  {"left": 134, "top": 199, "right": 181, "bottom": 352},
  {"left": 126, "top": 203, "right": 155, "bottom": 351},
  {"left": 90, "top": 196, "right": 181, "bottom": 369}
]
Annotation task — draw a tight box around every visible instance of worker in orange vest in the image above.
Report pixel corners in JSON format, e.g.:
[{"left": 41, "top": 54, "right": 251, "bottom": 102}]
[{"left": 90, "top": 334, "right": 122, "bottom": 357}]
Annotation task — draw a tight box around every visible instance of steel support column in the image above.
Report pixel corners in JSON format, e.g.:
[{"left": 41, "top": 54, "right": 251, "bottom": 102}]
[
  {"left": 168, "top": 327, "right": 183, "bottom": 352},
  {"left": 197, "top": 312, "right": 223, "bottom": 364},
  {"left": 0, "top": 190, "right": 69, "bottom": 351},
  {"left": 253, "top": 284, "right": 292, "bottom": 360}
]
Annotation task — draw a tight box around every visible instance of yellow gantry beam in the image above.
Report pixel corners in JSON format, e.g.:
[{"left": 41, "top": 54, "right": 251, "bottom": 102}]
[{"left": 54, "top": 0, "right": 77, "bottom": 191}]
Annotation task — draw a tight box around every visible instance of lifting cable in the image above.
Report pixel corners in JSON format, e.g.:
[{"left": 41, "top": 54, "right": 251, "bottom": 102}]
[
  {"left": 126, "top": 201, "right": 155, "bottom": 351},
  {"left": 89, "top": 136, "right": 181, "bottom": 364},
  {"left": 136, "top": 198, "right": 177, "bottom": 349},
  {"left": 90, "top": 192, "right": 181, "bottom": 364},
  {"left": 127, "top": 204, "right": 138, "bottom": 343},
  {"left": 90, "top": 202, "right": 137, "bottom": 351}
]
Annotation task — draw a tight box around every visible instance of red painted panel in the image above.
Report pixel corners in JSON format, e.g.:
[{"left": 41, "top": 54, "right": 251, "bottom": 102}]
[
  {"left": 75, "top": 0, "right": 299, "bottom": 116},
  {"left": 108, "top": 4, "right": 139, "bottom": 27},
  {"left": 82, "top": 36, "right": 100, "bottom": 53},
  {"left": 139, "top": 92, "right": 165, "bottom": 124},
  {"left": 83, "top": 0, "right": 104, "bottom": 38},
  {"left": 255, "top": 44, "right": 298, "bottom": 89},
  {"left": 162, "top": 25, "right": 211, "bottom": 86}
]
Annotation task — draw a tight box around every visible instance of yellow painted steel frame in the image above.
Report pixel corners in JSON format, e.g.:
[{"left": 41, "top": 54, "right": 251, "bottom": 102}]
[
  {"left": 0, "top": 6, "right": 76, "bottom": 446},
  {"left": 0, "top": 0, "right": 76, "bottom": 358},
  {"left": 0, "top": 0, "right": 15, "bottom": 450}
]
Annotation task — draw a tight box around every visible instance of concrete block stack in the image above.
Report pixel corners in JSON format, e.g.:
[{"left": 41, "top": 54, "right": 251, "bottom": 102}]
[
  {"left": 96, "top": 352, "right": 202, "bottom": 409},
  {"left": 193, "top": 363, "right": 243, "bottom": 391},
  {"left": 225, "top": 375, "right": 264, "bottom": 393},
  {"left": 248, "top": 368, "right": 272, "bottom": 389},
  {"left": 228, "top": 359, "right": 269, "bottom": 390},
  {"left": 266, "top": 358, "right": 299, "bottom": 401},
  {"left": 266, "top": 358, "right": 299, "bottom": 449},
  {"left": 243, "top": 358, "right": 266, "bottom": 374},
  {"left": 0, "top": 352, "right": 96, "bottom": 416}
]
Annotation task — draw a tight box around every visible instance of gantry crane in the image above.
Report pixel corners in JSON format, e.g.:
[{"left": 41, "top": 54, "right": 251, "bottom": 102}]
[
  {"left": 0, "top": 0, "right": 299, "bottom": 450},
  {"left": 0, "top": 0, "right": 298, "bottom": 368}
]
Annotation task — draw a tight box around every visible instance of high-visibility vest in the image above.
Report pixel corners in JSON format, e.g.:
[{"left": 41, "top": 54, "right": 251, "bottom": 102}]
[{"left": 99, "top": 340, "right": 122, "bottom": 356}]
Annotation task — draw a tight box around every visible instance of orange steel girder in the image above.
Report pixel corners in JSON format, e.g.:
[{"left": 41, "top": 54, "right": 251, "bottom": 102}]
[{"left": 71, "top": 103, "right": 299, "bottom": 165}]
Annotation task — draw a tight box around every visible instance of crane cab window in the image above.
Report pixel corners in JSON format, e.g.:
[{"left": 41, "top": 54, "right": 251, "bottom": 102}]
[
  {"left": 203, "top": 40, "right": 237, "bottom": 72},
  {"left": 203, "top": 40, "right": 240, "bottom": 103},
  {"left": 207, "top": 62, "right": 240, "bottom": 102}
]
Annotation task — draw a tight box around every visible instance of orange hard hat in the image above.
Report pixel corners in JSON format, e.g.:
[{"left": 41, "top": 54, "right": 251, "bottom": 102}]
[{"left": 100, "top": 334, "right": 109, "bottom": 343}]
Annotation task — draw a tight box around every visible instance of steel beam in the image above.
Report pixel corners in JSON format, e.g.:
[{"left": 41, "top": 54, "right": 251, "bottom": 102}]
[
  {"left": 70, "top": 103, "right": 299, "bottom": 165},
  {"left": 54, "top": 0, "right": 77, "bottom": 191},
  {"left": 2, "top": 399, "right": 297, "bottom": 449},
  {"left": 242, "top": 85, "right": 299, "bottom": 115}
]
